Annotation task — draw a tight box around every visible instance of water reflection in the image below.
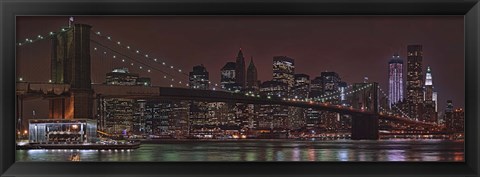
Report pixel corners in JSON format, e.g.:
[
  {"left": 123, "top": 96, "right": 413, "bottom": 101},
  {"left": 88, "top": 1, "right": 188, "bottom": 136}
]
[{"left": 16, "top": 140, "right": 464, "bottom": 162}]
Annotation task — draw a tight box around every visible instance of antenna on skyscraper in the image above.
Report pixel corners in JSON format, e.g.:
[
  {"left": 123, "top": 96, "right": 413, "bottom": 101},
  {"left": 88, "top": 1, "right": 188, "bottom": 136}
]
[{"left": 68, "top": 16, "right": 74, "bottom": 27}]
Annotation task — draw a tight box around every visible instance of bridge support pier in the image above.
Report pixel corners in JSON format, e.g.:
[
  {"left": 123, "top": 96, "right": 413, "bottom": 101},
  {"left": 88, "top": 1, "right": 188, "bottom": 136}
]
[
  {"left": 49, "top": 98, "right": 69, "bottom": 119},
  {"left": 16, "top": 95, "right": 24, "bottom": 134},
  {"left": 351, "top": 114, "right": 379, "bottom": 140},
  {"left": 49, "top": 89, "right": 93, "bottom": 119}
]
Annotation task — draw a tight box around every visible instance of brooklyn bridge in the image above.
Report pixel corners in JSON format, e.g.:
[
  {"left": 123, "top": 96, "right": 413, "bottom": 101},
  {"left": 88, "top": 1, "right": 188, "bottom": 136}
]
[{"left": 16, "top": 23, "right": 445, "bottom": 140}]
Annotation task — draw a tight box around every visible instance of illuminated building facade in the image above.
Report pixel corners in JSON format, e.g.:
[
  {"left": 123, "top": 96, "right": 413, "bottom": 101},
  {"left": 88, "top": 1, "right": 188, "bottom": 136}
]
[
  {"left": 310, "top": 76, "right": 323, "bottom": 99},
  {"left": 293, "top": 74, "right": 310, "bottom": 99},
  {"left": 273, "top": 56, "right": 295, "bottom": 94},
  {"left": 321, "top": 72, "right": 341, "bottom": 99},
  {"left": 422, "top": 66, "right": 437, "bottom": 123},
  {"left": 406, "top": 45, "right": 424, "bottom": 120},
  {"left": 258, "top": 81, "right": 288, "bottom": 129},
  {"left": 444, "top": 100, "right": 454, "bottom": 131},
  {"left": 320, "top": 72, "right": 341, "bottom": 131},
  {"left": 189, "top": 64, "right": 210, "bottom": 137},
  {"left": 388, "top": 53, "right": 404, "bottom": 108},
  {"left": 189, "top": 64, "right": 210, "bottom": 90},
  {"left": 100, "top": 68, "right": 142, "bottom": 135},
  {"left": 452, "top": 108, "right": 464, "bottom": 133},
  {"left": 220, "top": 62, "right": 241, "bottom": 92},
  {"left": 28, "top": 119, "right": 97, "bottom": 143},
  {"left": 292, "top": 74, "right": 310, "bottom": 130},
  {"left": 307, "top": 76, "right": 322, "bottom": 129}
]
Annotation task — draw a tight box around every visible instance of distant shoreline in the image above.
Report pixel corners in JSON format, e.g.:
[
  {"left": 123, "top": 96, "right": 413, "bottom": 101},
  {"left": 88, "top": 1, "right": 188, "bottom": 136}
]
[{"left": 140, "top": 138, "right": 464, "bottom": 144}]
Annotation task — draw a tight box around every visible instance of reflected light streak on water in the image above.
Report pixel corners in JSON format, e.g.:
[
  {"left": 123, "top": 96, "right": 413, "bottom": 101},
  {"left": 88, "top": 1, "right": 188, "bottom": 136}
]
[{"left": 16, "top": 140, "right": 464, "bottom": 162}]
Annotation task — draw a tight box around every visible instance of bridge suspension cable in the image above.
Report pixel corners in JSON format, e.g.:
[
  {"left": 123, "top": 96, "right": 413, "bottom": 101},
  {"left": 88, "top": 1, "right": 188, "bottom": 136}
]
[
  {"left": 316, "top": 84, "right": 354, "bottom": 100},
  {"left": 16, "top": 30, "right": 60, "bottom": 47},
  {"left": 377, "top": 86, "right": 410, "bottom": 119},
  {"left": 91, "top": 30, "right": 224, "bottom": 91},
  {"left": 91, "top": 40, "right": 187, "bottom": 88},
  {"left": 313, "top": 83, "right": 373, "bottom": 102}
]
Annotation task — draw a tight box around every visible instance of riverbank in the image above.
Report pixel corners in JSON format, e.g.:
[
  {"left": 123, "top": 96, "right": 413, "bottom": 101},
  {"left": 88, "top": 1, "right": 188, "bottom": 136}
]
[{"left": 16, "top": 142, "right": 141, "bottom": 150}]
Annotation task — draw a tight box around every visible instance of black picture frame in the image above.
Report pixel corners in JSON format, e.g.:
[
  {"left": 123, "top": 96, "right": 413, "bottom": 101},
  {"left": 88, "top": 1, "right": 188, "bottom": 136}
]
[{"left": 1, "top": 0, "right": 479, "bottom": 176}]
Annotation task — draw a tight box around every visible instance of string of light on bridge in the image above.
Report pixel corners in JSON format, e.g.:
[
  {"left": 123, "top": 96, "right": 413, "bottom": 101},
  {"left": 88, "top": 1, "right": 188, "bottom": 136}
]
[
  {"left": 16, "top": 30, "right": 65, "bottom": 47},
  {"left": 316, "top": 84, "right": 354, "bottom": 100},
  {"left": 312, "top": 84, "right": 372, "bottom": 102},
  {"left": 377, "top": 86, "right": 411, "bottom": 119},
  {"left": 91, "top": 30, "right": 225, "bottom": 91},
  {"left": 91, "top": 44, "right": 186, "bottom": 88}
]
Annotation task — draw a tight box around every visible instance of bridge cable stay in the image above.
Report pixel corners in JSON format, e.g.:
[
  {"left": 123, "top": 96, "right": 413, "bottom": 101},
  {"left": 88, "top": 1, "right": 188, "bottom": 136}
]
[
  {"left": 377, "top": 86, "right": 411, "bottom": 119},
  {"left": 92, "top": 31, "right": 190, "bottom": 78},
  {"left": 91, "top": 40, "right": 186, "bottom": 88},
  {"left": 313, "top": 83, "right": 373, "bottom": 103},
  {"left": 91, "top": 30, "right": 225, "bottom": 91},
  {"left": 316, "top": 84, "right": 354, "bottom": 100},
  {"left": 16, "top": 31, "right": 60, "bottom": 47},
  {"left": 17, "top": 30, "right": 70, "bottom": 83},
  {"left": 92, "top": 47, "right": 185, "bottom": 88},
  {"left": 13, "top": 28, "right": 177, "bottom": 87}
]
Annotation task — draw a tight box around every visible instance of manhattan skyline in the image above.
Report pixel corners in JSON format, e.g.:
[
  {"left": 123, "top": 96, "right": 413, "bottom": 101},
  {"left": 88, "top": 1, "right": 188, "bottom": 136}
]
[{"left": 16, "top": 16, "right": 464, "bottom": 119}]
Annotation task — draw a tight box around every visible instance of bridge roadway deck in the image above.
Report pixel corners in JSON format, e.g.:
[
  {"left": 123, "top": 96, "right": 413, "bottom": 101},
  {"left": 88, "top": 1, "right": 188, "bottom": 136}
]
[
  {"left": 16, "top": 83, "right": 438, "bottom": 127},
  {"left": 92, "top": 84, "right": 373, "bottom": 115}
]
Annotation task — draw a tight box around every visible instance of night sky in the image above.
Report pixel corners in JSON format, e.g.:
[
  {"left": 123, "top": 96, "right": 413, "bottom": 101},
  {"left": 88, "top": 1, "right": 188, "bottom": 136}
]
[{"left": 16, "top": 16, "right": 464, "bottom": 119}]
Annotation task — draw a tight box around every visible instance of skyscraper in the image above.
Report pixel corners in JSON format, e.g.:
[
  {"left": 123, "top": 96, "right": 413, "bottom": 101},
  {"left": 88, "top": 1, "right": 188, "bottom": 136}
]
[
  {"left": 100, "top": 68, "right": 139, "bottom": 134},
  {"left": 235, "top": 49, "right": 246, "bottom": 89},
  {"left": 258, "top": 81, "right": 289, "bottom": 129},
  {"left": 452, "top": 108, "right": 464, "bottom": 133},
  {"left": 444, "top": 100, "right": 454, "bottom": 131},
  {"left": 292, "top": 74, "right": 310, "bottom": 130},
  {"left": 293, "top": 74, "right": 310, "bottom": 99},
  {"left": 307, "top": 77, "right": 322, "bottom": 130},
  {"left": 422, "top": 66, "right": 437, "bottom": 122},
  {"left": 424, "top": 66, "right": 434, "bottom": 101},
  {"left": 309, "top": 76, "right": 323, "bottom": 99},
  {"left": 189, "top": 64, "right": 209, "bottom": 90},
  {"left": 246, "top": 57, "right": 259, "bottom": 92},
  {"left": 273, "top": 56, "right": 295, "bottom": 94},
  {"left": 188, "top": 65, "right": 210, "bottom": 138},
  {"left": 338, "top": 81, "right": 349, "bottom": 106},
  {"left": 406, "top": 45, "right": 424, "bottom": 120},
  {"left": 321, "top": 72, "right": 340, "bottom": 97},
  {"left": 320, "top": 72, "right": 341, "bottom": 131},
  {"left": 220, "top": 62, "right": 240, "bottom": 92},
  {"left": 388, "top": 53, "right": 404, "bottom": 108}
]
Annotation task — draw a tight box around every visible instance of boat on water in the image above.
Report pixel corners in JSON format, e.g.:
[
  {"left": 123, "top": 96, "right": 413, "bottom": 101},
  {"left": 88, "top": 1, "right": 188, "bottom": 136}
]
[{"left": 16, "top": 141, "right": 141, "bottom": 150}]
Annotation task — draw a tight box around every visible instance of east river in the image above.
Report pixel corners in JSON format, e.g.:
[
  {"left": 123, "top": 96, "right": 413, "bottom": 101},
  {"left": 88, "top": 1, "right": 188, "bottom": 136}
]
[{"left": 16, "top": 139, "right": 464, "bottom": 162}]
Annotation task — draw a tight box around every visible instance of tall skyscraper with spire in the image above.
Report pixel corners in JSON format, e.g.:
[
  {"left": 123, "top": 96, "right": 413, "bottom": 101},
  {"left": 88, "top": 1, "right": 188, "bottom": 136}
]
[
  {"left": 388, "top": 53, "right": 404, "bottom": 108},
  {"left": 424, "top": 66, "right": 434, "bottom": 101},
  {"left": 406, "top": 45, "right": 424, "bottom": 120},
  {"left": 246, "top": 57, "right": 259, "bottom": 91},
  {"left": 235, "top": 48, "right": 246, "bottom": 89},
  {"left": 422, "top": 66, "right": 437, "bottom": 122}
]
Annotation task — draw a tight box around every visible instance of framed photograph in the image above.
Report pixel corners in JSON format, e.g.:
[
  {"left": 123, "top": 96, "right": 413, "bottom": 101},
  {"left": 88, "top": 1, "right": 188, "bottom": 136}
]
[{"left": 1, "top": 0, "right": 479, "bottom": 176}]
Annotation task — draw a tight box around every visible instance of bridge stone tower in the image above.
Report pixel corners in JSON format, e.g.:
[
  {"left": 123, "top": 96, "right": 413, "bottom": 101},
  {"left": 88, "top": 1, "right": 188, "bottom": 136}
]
[
  {"left": 351, "top": 82, "right": 379, "bottom": 140},
  {"left": 49, "top": 24, "right": 93, "bottom": 119}
]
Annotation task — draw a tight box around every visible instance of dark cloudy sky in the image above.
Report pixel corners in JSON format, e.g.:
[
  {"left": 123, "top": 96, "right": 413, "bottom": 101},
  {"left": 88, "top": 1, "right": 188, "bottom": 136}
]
[{"left": 16, "top": 16, "right": 464, "bottom": 119}]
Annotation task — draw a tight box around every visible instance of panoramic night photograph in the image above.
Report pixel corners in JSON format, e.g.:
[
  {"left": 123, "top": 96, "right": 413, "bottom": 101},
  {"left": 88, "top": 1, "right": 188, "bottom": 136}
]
[{"left": 15, "top": 16, "right": 464, "bottom": 162}]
